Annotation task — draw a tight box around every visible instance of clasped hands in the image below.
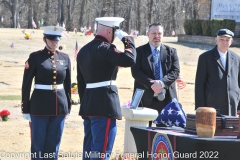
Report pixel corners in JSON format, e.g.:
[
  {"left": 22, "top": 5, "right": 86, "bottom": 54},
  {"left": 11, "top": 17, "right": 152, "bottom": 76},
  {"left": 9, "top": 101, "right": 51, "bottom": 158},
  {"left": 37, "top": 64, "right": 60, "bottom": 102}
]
[{"left": 150, "top": 80, "right": 163, "bottom": 94}]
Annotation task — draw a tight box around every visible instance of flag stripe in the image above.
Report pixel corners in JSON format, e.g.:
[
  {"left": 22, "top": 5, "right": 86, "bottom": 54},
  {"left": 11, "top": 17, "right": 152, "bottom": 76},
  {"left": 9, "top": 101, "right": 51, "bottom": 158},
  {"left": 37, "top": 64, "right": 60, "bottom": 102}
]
[{"left": 32, "top": 18, "right": 37, "bottom": 28}]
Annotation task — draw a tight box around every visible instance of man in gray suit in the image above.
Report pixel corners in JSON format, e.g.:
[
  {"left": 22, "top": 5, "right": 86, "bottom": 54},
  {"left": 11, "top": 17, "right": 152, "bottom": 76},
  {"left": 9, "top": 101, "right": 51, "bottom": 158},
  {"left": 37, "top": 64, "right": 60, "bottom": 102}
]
[
  {"left": 131, "top": 22, "right": 180, "bottom": 126},
  {"left": 195, "top": 29, "right": 240, "bottom": 116}
]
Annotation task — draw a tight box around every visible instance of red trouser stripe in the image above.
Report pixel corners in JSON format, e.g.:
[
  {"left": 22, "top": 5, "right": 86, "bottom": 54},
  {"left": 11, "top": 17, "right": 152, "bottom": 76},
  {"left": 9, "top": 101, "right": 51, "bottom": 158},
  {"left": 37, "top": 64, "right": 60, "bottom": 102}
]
[
  {"left": 102, "top": 118, "right": 111, "bottom": 160},
  {"left": 148, "top": 130, "right": 151, "bottom": 160},
  {"left": 29, "top": 122, "right": 32, "bottom": 160}
]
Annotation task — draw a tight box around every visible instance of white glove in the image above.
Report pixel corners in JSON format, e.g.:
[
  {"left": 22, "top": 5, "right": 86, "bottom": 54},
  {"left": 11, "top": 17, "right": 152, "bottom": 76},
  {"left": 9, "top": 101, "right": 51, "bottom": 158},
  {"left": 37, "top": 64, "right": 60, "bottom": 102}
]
[
  {"left": 22, "top": 114, "right": 31, "bottom": 122},
  {"left": 65, "top": 114, "right": 70, "bottom": 119},
  {"left": 115, "top": 29, "right": 128, "bottom": 40}
]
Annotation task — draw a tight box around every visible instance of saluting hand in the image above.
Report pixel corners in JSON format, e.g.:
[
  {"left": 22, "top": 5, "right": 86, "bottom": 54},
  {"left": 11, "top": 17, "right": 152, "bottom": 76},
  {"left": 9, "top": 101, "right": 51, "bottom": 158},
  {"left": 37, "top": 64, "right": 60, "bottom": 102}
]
[{"left": 115, "top": 29, "right": 128, "bottom": 40}]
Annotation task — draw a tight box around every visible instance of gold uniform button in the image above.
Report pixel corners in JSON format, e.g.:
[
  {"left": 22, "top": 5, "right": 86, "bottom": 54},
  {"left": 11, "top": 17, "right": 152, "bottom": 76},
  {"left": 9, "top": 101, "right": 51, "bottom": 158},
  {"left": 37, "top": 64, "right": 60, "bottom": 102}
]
[
  {"left": 53, "top": 70, "right": 56, "bottom": 73},
  {"left": 52, "top": 60, "right": 55, "bottom": 63},
  {"left": 51, "top": 56, "right": 54, "bottom": 59},
  {"left": 48, "top": 51, "right": 50, "bottom": 54},
  {"left": 53, "top": 76, "right": 56, "bottom": 79},
  {"left": 53, "top": 82, "right": 56, "bottom": 84},
  {"left": 53, "top": 65, "right": 56, "bottom": 68}
]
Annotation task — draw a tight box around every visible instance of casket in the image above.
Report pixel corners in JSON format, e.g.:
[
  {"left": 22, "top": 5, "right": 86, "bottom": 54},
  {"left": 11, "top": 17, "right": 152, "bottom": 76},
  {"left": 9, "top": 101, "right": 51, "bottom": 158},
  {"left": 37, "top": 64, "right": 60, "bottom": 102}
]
[{"left": 185, "top": 114, "right": 239, "bottom": 136}]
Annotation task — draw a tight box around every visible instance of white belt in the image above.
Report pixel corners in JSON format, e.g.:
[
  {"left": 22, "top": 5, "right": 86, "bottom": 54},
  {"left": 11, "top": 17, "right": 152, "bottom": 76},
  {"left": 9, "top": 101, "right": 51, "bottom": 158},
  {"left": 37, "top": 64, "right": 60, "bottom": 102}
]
[
  {"left": 34, "top": 84, "right": 64, "bottom": 90},
  {"left": 86, "top": 80, "right": 116, "bottom": 88}
]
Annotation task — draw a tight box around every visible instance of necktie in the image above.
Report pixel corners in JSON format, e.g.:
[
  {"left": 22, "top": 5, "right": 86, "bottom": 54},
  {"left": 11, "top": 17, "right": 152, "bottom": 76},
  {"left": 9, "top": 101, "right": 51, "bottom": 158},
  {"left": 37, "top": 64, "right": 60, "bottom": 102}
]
[{"left": 153, "top": 48, "right": 160, "bottom": 80}]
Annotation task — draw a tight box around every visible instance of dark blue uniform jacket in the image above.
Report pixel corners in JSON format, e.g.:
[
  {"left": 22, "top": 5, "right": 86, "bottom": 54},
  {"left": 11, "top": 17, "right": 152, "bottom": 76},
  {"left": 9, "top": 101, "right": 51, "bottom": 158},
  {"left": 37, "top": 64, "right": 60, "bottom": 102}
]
[
  {"left": 21, "top": 48, "right": 71, "bottom": 115},
  {"left": 77, "top": 35, "right": 136, "bottom": 119}
]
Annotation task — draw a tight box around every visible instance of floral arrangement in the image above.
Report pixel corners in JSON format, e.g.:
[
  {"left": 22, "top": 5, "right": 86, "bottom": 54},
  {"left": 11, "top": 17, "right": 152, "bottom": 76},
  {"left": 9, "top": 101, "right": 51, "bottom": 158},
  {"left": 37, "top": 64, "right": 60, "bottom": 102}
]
[
  {"left": 71, "top": 84, "right": 78, "bottom": 94},
  {"left": 121, "top": 101, "right": 131, "bottom": 108},
  {"left": 24, "top": 32, "right": 32, "bottom": 40},
  {"left": 71, "top": 84, "right": 80, "bottom": 104},
  {"left": 0, "top": 109, "right": 10, "bottom": 121}
]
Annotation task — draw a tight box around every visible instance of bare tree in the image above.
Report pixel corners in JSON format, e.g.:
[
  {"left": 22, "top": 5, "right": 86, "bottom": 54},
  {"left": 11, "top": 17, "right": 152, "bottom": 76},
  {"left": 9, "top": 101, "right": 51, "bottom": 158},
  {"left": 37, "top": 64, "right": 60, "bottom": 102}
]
[
  {"left": 78, "top": 0, "right": 86, "bottom": 27},
  {"left": 0, "top": 0, "right": 200, "bottom": 35},
  {"left": 44, "top": 0, "right": 50, "bottom": 26},
  {"left": 27, "top": 0, "right": 33, "bottom": 28},
  {"left": 147, "top": 0, "right": 154, "bottom": 24},
  {"left": 57, "top": 0, "right": 62, "bottom": 25},
  {"left": 66, "top": 0, "right": 77, "bottom": 30},
  {"left": 1, "top": 0, "right": 24, "bottom": 28}
]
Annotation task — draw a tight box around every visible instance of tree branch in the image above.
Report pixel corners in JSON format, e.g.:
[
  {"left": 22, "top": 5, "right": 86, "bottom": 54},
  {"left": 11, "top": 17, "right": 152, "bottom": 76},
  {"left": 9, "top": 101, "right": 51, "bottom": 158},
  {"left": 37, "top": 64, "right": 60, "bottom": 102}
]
[{"left": 1, "top": 0, "right": 12, "bottom": 10}]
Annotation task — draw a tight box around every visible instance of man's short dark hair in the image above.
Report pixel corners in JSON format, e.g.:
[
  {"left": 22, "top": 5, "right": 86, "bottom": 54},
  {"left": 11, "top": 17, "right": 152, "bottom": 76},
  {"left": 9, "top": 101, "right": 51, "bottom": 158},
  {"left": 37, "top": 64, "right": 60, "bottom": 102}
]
[{"left": 148, "top": 22, "right": 162, "bottom": 29}]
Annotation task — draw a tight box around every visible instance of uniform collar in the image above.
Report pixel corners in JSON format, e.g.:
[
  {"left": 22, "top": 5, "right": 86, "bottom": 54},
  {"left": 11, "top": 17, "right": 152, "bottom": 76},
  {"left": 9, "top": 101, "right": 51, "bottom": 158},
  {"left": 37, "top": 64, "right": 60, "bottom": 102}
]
[
  {"left": 94, "top": 35, "right": 109, "bottom": 43},
  {"left": 43, "top": 47, "right": 57, "bottom": 55}
]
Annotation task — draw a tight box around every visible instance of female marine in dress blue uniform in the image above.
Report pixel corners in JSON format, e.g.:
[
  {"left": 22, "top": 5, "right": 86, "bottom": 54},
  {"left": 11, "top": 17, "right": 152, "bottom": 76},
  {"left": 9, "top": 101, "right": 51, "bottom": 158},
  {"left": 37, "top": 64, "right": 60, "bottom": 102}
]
[
  {"left": 77, "top": 17, "right": 136, "bottom": 160},
  {"left": 21, "top": 26, "right": 71, "bottom": 160}
]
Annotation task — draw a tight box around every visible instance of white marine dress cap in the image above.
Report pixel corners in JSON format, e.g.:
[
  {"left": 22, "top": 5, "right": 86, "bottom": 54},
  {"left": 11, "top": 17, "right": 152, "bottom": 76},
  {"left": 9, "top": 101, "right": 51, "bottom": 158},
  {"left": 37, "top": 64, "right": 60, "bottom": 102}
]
[
  {"left": 95, "top": 17, "right": 124, "bottom": 28},
  {"left": 40, "top": 26, "right": 66, "bottom": 40}
]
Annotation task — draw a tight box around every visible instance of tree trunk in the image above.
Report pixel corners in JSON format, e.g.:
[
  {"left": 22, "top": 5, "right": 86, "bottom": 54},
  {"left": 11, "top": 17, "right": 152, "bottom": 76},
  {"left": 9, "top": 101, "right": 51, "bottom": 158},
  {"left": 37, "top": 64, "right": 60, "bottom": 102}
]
[
  {"left": 113, "top": 0, "right": 118, "bottom": 17},
  {"left": 33, "top": 0, "right": 39, "bottom": 29},
  {"left": 66, "top": 0, "right": 71, "bottom": 30},
  {"left": 172, "top": 1, "right": 176, "bottom": 35},
  {"left": 66, "top": 0, "right": 75, "bottom": 30},
  {"left": 61, "top": 0, "right": 64, "bottom": 26},
  {"left": 11, "top": 0, "right": 18, "bottom": 28},
  {"left": 79, "top": 0, "right": 86, "bottom": 27},
  {"left": 27, "top": 0, "right": 33, "bottom": 28},
  {"left": 136, "top": 0, "right": 141, "bottom": 33},
  {"left": 57, "top": 0, "right": 62, "bottom": 25},
  {"left": 148, "top": 0, "right": 153, "bottom": 25},
  {"left": 44, "top": 0, "right": 50, "bottom": 26}
]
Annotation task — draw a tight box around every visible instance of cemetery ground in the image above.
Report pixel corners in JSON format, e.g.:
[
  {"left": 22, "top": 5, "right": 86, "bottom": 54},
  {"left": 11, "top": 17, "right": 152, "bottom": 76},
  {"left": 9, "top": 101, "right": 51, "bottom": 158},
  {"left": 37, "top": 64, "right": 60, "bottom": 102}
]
[{"left": 0, "top": 28, "right": 240, "bottom": 160}]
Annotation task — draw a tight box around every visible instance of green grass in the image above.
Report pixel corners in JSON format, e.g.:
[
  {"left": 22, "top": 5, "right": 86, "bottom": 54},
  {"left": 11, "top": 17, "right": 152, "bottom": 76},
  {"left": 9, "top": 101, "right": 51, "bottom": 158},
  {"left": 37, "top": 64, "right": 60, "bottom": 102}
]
[{"left": 0, "top": 95, "right": 21, "bottom": 100}]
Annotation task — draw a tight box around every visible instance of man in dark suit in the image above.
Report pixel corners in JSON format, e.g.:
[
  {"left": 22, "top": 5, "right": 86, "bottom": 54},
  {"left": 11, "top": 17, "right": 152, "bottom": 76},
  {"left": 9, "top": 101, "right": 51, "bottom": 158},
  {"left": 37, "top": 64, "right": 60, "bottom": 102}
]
[
  {"left": 195, "top": 29, "right": 240, "bottom": 116},
  {"left": 131, "top": 22, "right": 180, "bottom": 127},
  {"left": 77, "top": 17, "right": 136, "bottom": 159}
]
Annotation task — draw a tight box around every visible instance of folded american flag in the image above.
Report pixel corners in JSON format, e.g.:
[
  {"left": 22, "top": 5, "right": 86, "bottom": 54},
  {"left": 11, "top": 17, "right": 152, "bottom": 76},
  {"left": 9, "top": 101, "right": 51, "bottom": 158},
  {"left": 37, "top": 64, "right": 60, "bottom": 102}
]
[{"left": 153, "top": 98, "right": 186, "bottom": 128}]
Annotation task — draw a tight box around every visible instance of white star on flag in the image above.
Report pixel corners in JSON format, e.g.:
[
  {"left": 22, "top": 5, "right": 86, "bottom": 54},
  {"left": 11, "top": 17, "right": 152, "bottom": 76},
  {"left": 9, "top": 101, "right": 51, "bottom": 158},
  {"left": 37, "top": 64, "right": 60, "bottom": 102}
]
[
  {"left": 161, "top": 109, "right": 165, "bottom": 114},
  {"left": 177, "top": 110, "right": 183, "bottom": 116},
  {"left": 167, "top": 119, "right": 173, "bottom": 125},
  {"left": 167, "top": 107, "right": 173, "bottom": 115},
  {"left": 161, "top": 119, "right": 165, "bottom": 124},
  {"left": 175, "top": 119, "right": 180, "bottom": 126},
  {"left": 153, "top": 98, "right": 186, "bottom": 128}
]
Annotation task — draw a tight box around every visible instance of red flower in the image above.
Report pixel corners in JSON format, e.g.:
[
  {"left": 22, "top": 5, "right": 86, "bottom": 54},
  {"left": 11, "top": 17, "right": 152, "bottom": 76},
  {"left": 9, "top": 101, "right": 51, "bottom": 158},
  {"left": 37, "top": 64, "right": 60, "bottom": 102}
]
[{"left": 0, "top": 109, "right": 10, "bottom": 117}]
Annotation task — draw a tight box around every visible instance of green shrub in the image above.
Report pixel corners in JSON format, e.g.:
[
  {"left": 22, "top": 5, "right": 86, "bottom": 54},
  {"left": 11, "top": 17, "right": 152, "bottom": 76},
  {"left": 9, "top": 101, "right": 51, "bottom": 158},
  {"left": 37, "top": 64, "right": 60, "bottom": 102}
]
[
  {"left": 183, "top": 19, "right": 236, "bottom": 37},
  {"left": 222, "top": 19, "right": 236, "bottom": 34},
  {"left": 192, "top": 20, "right": 203, "bottom": 35},
  {"left": 184, "top": 19, "right": 192, "bottom": 35},
  {"left": 210, "top": 19, "right": 223, "bottom": 36},
  {"left": 202, "top": 20, "right": 211, "bottom": 36}
]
